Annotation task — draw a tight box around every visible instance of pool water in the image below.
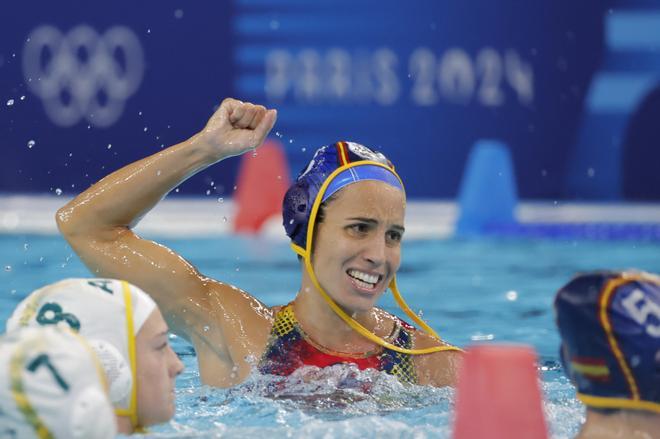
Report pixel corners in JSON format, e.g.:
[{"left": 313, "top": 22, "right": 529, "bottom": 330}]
[{"left": 1, "top": 234, "right": 659, "bottom": 438}]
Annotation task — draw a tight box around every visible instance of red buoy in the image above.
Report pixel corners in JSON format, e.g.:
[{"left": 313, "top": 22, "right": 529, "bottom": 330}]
[
  {"left": 453, "top": 344, "right": 548, "bottom": 439},
  {"left": 233, "top": 139, "right": 290, "bottom": 233}
]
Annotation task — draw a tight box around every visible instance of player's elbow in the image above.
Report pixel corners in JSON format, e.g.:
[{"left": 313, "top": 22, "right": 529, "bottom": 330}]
[{"left": 56, "top": 203, "right": 78, "bottom": 239}]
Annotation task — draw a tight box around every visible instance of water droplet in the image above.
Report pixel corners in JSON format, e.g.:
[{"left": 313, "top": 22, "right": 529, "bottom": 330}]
[
  {"left": 470, "top": 333, "right": 495, "bottom": 341},
  {"left": 175, "top": 188, "right": 180, "bottom": 193},
  {"left": 6, "top": 99, "right": 14, "bottom": 106},
  {"left": 277, "top": 175, "right": 282, "bottom": 180},
  {"left": 222, "top": 216, "right": 228, "bottom": 223},
  {"left": 27, "top": 140, "right": 35, "bottom": 148},
  {"left": 143, "top": 127, "right": 148, "bottom": 132},
  {"left": 235, "top": 267, "right": 240, "bottom": 272},
  {"left": 138, "top": 111, "right": 143, "bottom": 116},
  {"left": 4, "top": 265, "right": 11, "bottom": 272},
  {"left": 107, "top": 143, "right": 112, "bottom": 149},
  {"left": 301, "top": 147, "right": 306, "bottom": 152},
  {"left": 39, "top": 257, "right": 44, "bottom": 262},
  {"left": 252, "top": 150, "right": 258, "bottom": 157},
  {"left": 289, "top": 219, "right": 294, "bottom": 225},
  {"left": 203, "top": 325, "right": 210, "bottom": 332},
  {"left": 505, "top": 290, "right": 518, "bottom": 301},
  {"left": 20, "top": 95, "right": 25, "bottom": 101},
  {"left": 55, "top": 188, "right": 62, "bottom": 196},
  {"left": 23, "top": 243, "right": 29, "bottom": 251},
  {"left": 233, "top": 185, "right": 237, "bottom": 191},
  {"left": 147, "top": 28, "right": 151, "bottom": 34},
  {"left": 205, "top": 189, "right": 211, "bottom": 195},
  {"left": 174, "top": 9, "right": 184, "bottom": 18},
  {"left": 587, "top": 167, "right": 595, "bottom": 178},
  {"left": 10, "top": 289, "right": 16, "bottom": 295},
  {"left": 275, "top": 131, "right": 283, "bottom": 138},
  {"left": 156, "top": 170, "right": 162, "bottom": 176},
  {"left": 288, "top": 139, "right": 293, "bottom": 144},
  {"left": 217, "top": 197, "right": 224, "bottom": 203},
  {"left": 630, "top": 355, "right": 641, "bottom": 367}
]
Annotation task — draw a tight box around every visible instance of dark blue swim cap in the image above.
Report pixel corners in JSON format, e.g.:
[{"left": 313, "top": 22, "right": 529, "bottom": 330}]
[
  {"left": 554, "top": 271, "right": 660, "bottom": 413},
  {"left": 282, "top": 141, "right": 402, "bottom": 252}
]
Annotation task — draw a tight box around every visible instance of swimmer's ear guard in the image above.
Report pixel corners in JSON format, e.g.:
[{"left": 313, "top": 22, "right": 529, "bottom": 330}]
[{"left": 284, "top": 141, "right": 461, "bottom": 355}]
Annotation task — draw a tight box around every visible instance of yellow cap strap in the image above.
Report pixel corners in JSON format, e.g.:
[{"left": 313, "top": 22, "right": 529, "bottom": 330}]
[
  {"left": 577, "top": 392, "right": 660, "bottom": 414},
  {"left": 113, "top": 281, "right": 139, "bottom": 428},
  {"left": 10, "top": 337, "right": 54, "bottom": 439}
]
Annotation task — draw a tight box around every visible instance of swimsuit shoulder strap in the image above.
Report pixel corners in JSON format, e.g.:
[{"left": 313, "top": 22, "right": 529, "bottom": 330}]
[{"left": 270, "top": 303, "right": 299, "bottom": 338}]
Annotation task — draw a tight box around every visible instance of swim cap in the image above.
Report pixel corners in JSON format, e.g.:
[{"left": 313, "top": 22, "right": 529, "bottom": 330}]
[
  {"left": 283, "top": 141, "right": 403, "bottom": 252},
  {"left": 554, "top": 270, "right": 660, "bottom": 414},
  {"left": 6, "top": 278, "right": 157, "bottom": 425},
  {"left": 0, "top": 326, "right": 116, "bottom": 439}
]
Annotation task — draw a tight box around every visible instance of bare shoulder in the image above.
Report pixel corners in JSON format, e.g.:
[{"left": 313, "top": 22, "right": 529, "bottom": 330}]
[
  {"left": 193, "top": 279, "right": 275, "bottom": 344},
  {"left": 185, "top": 279, "right": 277, "bottom": 386},
  {"left": 412, "top": 330, "right": 463, "bottom": 388}
]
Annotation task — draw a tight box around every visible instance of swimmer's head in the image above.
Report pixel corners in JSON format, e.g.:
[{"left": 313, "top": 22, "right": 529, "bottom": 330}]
[
  {"left": 282, "top": 141, "right": 403, "bottom": 254},
  {"left": 554, "top": 270, "right": 660, "bottom": 414},
  {"left": 0, "top": 326, "right": 116, "bottom": 439},
  {"left": 6, "top": 278, "right": 181, "bottom": 429}
]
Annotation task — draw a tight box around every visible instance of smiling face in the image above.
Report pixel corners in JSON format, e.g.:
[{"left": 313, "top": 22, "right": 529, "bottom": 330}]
[
  {"left": 311, "top": 180, "right": 405, "bottom": 313},
  {"left": 134, "top": 308, "right": 184, "bottom": 427}
]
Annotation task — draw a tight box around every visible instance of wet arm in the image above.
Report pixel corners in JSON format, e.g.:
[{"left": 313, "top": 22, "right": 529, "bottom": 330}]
[{"left": 56, "top": 99, "right": 277, "bottom": 345}]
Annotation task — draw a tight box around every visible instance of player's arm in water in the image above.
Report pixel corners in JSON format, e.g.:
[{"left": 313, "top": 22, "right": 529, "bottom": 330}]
[{"left": 57, "top": 99, "right": 277, "bottom": 387}]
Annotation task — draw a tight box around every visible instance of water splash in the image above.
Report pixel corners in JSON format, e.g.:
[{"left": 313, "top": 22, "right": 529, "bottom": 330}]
[{"left": 153, "top": 364, "right": 455, "bottom": 438}]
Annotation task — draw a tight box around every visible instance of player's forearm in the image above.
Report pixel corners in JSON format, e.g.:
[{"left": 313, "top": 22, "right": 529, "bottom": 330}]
[{"left": 56, "top": 133, "right": 225, "bottom": 237}]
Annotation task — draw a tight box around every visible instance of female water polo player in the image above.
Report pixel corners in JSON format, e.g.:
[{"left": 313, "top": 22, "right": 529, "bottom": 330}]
[
  {"left": 6, "top": 278, "right": 184, "bottom": 434},
  {"left": 0, "top": 326, "right": 116, "bottom": 439},
  {"left": 554, "top": 271, "right": 660, "bottom": 438},
  {"left": 57, "top": 98, "right": 462, "bottom": 388}
]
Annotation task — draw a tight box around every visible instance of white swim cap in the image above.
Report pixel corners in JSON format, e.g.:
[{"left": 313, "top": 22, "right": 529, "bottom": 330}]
[
  {"left": 6, "top": 278, "right": 157, "bottom": 427},
  {"left": 0, "top": 326, "right": 116, "bottom": 439}
]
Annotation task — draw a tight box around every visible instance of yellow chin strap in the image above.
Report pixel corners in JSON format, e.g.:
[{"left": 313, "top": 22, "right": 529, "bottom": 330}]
[
  {"left": 291, "top": 160, "right": 461, "bottom": 355},
  {"left": 117, "top": 281, "right": 140, "bottom": 430}
]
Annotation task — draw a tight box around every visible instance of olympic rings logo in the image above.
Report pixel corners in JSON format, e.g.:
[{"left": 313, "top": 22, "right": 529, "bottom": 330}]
[{"left": 22, "top": 25, "right": 144, "bottom": 127}]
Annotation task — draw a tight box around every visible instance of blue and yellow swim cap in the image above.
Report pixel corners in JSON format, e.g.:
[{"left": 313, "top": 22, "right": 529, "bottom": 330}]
[
  {"left": 282, "top": 141, "right": 403, "bottom": 252},
  {"left": 554, "top": 270, "right": 660, "bottom": 414}
]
